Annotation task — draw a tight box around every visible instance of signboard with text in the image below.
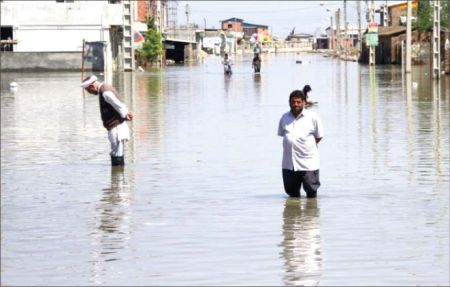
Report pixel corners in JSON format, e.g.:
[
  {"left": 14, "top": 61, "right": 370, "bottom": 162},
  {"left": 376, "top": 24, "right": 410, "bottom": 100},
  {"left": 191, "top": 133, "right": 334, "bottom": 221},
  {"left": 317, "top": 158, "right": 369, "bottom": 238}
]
[{"left": 367, "top": 22, "right": 379, "bottom": 47}]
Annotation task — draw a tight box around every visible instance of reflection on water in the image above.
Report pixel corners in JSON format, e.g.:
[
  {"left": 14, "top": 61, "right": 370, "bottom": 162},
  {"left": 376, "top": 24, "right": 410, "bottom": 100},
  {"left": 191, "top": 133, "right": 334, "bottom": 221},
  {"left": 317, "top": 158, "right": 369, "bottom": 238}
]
[
  {"left": 89, "top": 167, "right": 133, "bottom": 285},
  {"left": 281, "top": 198, "right": 321, "bottom": 286},
  {"left": 405, "top": 72, "right": 416, "bottom": 183},
  {"left": 1, "top": 54, "right": 449, "bottom": 285}
]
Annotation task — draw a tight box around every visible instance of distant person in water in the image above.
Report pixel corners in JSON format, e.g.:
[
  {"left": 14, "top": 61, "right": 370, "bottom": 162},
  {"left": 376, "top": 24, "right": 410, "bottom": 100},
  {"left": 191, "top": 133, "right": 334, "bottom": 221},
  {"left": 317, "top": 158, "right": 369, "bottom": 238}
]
[
  {"left": 252, "top": 53, "right": 261, "bottom": 73},
  {"left": 302, "top": 84, "right": 318, "bottom": 107},
  {"left": 253, "top": 45, "right": 260, "bottom": 55},
  {"left": 277, "top": 89, "right": 324, "bottom": 198},
  {"left": 303, "top": 85, "right": 311, "bottom": 98},
  {"left": 81, "top": 75, "right": 133, "bottom": 166},
  {"left": 222, "top": 53, "right": 233, "bottom": 75}
]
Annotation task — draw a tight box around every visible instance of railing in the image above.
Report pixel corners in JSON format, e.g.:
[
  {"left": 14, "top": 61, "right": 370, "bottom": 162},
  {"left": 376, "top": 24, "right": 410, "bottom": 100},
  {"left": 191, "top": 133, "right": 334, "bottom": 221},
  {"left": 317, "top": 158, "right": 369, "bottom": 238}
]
[{"left": 163, "top": 28, "right": 196, "bottom": 43}]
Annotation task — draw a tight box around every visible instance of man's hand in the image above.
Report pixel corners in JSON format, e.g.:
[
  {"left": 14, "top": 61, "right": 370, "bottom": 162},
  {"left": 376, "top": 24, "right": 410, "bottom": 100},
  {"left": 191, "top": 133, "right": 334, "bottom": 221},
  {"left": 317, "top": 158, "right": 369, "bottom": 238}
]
[{"left": 125, "top": 112, "right": 133, "bottom": 121}]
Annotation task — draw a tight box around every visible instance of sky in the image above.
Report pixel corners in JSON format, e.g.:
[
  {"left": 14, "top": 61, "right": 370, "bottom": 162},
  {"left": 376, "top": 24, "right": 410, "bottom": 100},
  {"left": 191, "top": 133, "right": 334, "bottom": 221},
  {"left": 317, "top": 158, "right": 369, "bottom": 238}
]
[{"left": 175, "top": 1, "right": 393, "bottom": 38}]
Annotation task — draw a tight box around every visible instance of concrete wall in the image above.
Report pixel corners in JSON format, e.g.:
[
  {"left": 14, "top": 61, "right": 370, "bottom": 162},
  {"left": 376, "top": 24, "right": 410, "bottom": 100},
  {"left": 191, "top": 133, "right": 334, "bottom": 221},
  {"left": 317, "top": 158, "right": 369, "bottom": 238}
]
[
  {"left": 0, "top": 51, "right": 98, "bottom": 71},
  {"left": 0, "top": 1, "right": 121, "bottom": 52},
  {"left": 10, "top": 25, "right": 109, "bottom": 52}
]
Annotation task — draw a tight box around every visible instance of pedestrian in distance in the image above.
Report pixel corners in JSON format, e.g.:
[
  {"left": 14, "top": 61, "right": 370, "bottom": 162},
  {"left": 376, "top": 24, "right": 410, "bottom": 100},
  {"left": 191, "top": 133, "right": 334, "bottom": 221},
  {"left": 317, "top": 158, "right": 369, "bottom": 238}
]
[
  {"left": 253, "top": 45, "right": 260, "bottom": 56},
  {"left": 277, "top": 89, "right": 324, "bottom": 198},
  {"left": 302, "top": 84, "right": 318, "bottom": 107},
  {"left": 222, "top": 53, "right": 233, "bottom": 75},
  {"left": 81, "top": 75, "right": 133, "bottom": 166},
  {"left": 252, "top": 53, "right": 261, "bottom": 73}
]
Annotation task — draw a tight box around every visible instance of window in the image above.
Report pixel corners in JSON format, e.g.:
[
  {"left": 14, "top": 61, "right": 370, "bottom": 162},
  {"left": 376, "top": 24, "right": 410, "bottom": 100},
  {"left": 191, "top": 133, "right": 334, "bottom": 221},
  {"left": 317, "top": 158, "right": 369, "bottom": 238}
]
[
  {"left": 228, "top": 23, "right": 233, "bottom": 29},
  {"left": 1, "top": 26, "right": 14, "bottom": 51}
]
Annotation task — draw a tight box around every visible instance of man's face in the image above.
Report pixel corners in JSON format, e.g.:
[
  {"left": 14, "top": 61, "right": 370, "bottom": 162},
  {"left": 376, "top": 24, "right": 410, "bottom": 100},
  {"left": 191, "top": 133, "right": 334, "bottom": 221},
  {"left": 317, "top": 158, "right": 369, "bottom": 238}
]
[
  {"left": 289, "top": 96, "right": 305, "bottom": 115},
  {"left": 85, "top": 84, "right": 98, "bottom": 95}
]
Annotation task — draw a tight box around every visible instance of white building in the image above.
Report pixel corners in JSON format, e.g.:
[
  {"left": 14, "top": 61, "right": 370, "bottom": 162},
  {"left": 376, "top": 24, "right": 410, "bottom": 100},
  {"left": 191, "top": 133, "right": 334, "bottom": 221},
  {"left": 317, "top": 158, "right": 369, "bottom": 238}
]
[
  {"left": 325, "top": 24, "right": 362, "bottom": 50},
  {"left": 1, "top": 0, "right": 136, "bottom": 71}
]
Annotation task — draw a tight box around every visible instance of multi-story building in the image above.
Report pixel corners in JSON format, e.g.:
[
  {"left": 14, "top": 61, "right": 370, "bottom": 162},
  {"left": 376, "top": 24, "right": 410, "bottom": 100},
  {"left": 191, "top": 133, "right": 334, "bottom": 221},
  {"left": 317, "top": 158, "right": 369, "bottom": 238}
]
[
  {"left": 220, "top": 17, "right": 270, "bottom": 41},
  {"left": 136, "top": 0, "right": 169, "bottom": 33},
  {"left": 387, "top": 0, "right": 418, "bottom": 27},
  {"left": 325, "top": 25, "right": 360, "bottom": 50}
]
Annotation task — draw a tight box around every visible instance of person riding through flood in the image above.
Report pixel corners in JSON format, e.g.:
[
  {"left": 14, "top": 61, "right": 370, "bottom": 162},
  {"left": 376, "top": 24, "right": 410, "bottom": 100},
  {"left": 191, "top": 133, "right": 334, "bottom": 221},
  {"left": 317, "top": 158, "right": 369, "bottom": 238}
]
[
  {"left": 222, "top": 53, "right": 233, "bottom": 75},
  {"left": 252, "top": 53, "right": 261, "bottom": 73}
]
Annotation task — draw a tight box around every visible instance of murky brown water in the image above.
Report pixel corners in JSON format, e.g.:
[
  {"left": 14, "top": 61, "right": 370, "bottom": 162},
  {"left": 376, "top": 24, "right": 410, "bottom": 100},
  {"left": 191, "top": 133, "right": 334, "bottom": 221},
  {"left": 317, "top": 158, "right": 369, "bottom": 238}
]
[{"left": 1, "top": 53, "right": 449, "bottom": 285}]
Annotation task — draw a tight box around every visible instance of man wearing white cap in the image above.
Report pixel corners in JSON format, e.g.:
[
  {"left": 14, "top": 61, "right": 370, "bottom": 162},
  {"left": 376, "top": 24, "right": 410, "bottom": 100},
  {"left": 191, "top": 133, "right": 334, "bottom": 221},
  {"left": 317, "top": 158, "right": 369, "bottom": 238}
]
[{"left": 81, "top": 75, "right": 133, "bottom": 166}]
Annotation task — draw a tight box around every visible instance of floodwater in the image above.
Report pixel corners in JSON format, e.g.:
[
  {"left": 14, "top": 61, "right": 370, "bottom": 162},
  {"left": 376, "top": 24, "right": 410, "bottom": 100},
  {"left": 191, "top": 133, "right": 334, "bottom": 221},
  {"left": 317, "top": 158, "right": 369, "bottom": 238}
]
[{"left": 1, "top": 53, "right": 449, "bottom": 286}]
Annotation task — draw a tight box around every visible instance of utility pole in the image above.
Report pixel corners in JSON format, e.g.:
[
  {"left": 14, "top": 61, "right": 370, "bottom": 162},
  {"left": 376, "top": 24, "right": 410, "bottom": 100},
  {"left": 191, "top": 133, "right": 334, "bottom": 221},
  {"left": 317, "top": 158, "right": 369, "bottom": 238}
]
[
  {"left": 357, "top": 1, "right": 362, "bottom": 53},
  {"left": 432, "top": 0, "right": 441, "bottom": 79},
  {"left": 326, "top": 7, "right": 333, "bottom": 51},
  {"left": 336, "top": 8, "right": 341, "bottom": 56},
  {"left": 405, "top": 0, "right": 412, "bottom": 73},
  {"left": 369, "top": 0, "right": 375, "bottom": 65},
  {"left": 382, "top": 0, "right": 388, "bottom": 27},
  {"left": 330, "top": 15, "right": 334, "bottom": 51},
  {"left": 447, "top": 0, "right": 450, "bottom": 74},
  {"left": 185, "top": 4, "right": 190, "bottom": 27},
  {"left": 344, "top": 0, "right": 347, "bottom": 56},
  {"left": 234, "top": 18, "right": 237, "bottom": 55}
]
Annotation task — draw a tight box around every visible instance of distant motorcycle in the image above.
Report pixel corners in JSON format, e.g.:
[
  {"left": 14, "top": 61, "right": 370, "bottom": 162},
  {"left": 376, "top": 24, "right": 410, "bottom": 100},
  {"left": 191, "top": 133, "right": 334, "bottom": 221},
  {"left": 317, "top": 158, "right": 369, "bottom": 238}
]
[
  {"left": 224, "top": 63, "right": 232, "bottom": 75},
  {"left": 222, "top": 53, "right": 233, "bottom": 76}
]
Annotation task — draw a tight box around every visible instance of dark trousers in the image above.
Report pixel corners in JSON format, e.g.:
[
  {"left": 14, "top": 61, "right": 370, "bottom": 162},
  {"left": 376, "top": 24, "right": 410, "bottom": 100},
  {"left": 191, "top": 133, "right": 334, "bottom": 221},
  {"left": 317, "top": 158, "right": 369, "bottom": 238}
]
[
  {"left": 253, "top": 62, "right": 261, "bottom": 73},
  {"left": 282, "top": 169, "right": 320, "bottom": 198}
]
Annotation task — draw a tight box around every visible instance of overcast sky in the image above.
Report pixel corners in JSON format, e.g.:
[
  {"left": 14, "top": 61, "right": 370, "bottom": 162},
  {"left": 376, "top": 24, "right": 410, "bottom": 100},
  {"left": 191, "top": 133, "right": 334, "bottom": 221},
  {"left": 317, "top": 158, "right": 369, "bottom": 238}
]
[{"left": 175, "top": 1, "right": 394, "bottom": 38}]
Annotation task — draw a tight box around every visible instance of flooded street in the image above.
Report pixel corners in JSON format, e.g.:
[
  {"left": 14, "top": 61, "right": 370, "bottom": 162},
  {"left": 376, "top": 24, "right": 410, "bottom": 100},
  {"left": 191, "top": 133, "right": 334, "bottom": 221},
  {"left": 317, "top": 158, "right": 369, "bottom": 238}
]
[{"left": 1, "top": 53, "right": 449, "bottom": 285}]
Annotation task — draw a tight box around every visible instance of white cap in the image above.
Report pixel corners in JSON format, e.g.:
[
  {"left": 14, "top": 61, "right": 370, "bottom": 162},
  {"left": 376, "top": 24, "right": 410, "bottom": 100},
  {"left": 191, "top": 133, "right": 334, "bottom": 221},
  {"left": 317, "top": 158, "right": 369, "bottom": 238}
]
[{"left": 80, "top": 75, "right": 98, "bottom": 88}]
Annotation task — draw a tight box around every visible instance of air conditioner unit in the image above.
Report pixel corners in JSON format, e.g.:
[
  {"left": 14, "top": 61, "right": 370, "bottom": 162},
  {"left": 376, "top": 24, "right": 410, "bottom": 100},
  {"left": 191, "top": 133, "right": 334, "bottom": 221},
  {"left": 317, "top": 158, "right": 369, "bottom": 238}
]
[{"left": 400, "top": 16, "right": 417, "bottom": 25}]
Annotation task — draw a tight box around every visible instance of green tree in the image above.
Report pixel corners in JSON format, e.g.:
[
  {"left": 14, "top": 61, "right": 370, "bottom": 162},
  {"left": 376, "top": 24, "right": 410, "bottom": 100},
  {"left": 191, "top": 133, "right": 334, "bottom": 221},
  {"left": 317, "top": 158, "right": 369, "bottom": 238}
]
[
  {"left": 137, "top": 17, "right": 162, "bottom": 64},
  {"left": 443, "top": 1, "right": 449, "bottom": 29},
  {"left": 414, "top": 0, "right": 449, "bottom": 32},
  {"left": 414, "top": 0, "right": 432, "bottom": 32}
]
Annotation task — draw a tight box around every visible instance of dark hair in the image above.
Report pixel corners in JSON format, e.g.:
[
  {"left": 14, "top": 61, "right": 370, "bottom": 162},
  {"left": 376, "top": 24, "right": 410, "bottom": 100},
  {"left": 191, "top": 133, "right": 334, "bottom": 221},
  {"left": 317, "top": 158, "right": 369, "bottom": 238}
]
[{"left": 289, "top": 90, "right": 307, "bottom": 102}]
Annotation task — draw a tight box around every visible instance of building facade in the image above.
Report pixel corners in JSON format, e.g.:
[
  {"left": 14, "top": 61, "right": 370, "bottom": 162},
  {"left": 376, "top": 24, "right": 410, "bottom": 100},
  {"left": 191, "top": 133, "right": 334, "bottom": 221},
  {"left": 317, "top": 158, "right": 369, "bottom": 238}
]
[
  {"left": 387, "top": 0, "right": 418, "bottom": 27},
  {"left": 0, "top": 0, "right": 135, "bottom": 71}
]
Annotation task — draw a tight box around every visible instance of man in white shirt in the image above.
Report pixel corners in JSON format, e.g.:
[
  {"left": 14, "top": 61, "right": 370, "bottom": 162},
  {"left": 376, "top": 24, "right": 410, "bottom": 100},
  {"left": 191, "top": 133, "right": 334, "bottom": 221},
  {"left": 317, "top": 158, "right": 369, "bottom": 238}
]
[
  {"left": 81, "top": 75, "right": 133, "bottom": 166},
  {"left": 278, "top": 90, "right": 324, "bottom": 198}
]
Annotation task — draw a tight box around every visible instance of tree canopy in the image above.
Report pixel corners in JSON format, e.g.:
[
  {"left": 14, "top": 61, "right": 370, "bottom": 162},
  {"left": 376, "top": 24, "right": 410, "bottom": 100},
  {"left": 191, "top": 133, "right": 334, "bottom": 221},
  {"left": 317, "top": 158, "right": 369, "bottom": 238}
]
[
  {"left": 414, "top": 0, "right": 449, "bottom": 32},
  {"left": 138, "top": 17, "right": 162, "bottom": 63}
]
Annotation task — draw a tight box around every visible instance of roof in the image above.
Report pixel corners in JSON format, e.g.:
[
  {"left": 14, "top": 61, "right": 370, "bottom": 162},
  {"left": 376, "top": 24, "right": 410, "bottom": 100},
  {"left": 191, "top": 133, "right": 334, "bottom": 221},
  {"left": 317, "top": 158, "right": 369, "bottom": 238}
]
[
  {"left": 326, "top": 25, "right": 362, "bottom": 31},
  {"left": 377, "top": 26, "right": 407, "bottom": 36},
  {"left": 362, "top": 26, "right": 407, "bottom": 36},
  {"left": 242, "top": 22, "right": 268, "bottom": 29},
  {"left": 221, "top": 17, "right": 243, "bottom": 23},
  {"left": 287, "top": 33, "right": 314, "bottom": 38}
]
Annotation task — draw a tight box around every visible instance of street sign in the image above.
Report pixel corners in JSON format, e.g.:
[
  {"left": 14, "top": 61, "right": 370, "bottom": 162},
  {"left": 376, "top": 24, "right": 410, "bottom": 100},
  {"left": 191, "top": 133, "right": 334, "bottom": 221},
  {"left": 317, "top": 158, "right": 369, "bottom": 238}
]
[
  {"left": 366, "top": 33, "right": 378, "bottom": 46},
  {"left": 368, "top": 22, "right": 378, "bottom": 33},
  {"left": 367, "top": 22, "right": 379, "bottom": 47}
]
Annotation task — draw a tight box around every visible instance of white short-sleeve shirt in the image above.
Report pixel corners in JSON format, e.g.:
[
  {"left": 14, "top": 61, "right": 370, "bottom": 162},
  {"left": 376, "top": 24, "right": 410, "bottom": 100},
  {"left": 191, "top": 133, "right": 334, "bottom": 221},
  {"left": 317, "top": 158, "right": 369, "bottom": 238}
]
[{"left": 278, "top": 109, "right": 324, "bottom": 171}]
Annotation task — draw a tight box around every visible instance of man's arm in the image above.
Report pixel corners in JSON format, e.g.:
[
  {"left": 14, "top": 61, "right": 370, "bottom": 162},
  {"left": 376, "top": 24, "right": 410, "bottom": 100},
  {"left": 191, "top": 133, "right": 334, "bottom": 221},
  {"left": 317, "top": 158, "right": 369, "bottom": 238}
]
[
  {"left": 103, "top": 91, "right": 132, "bottom": 120},
  {"left": 277, "top": 117, "right": 285, "bottom": 137},
  {"left": 314, "top": 115, "right": 324, "bottom": 144}
]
